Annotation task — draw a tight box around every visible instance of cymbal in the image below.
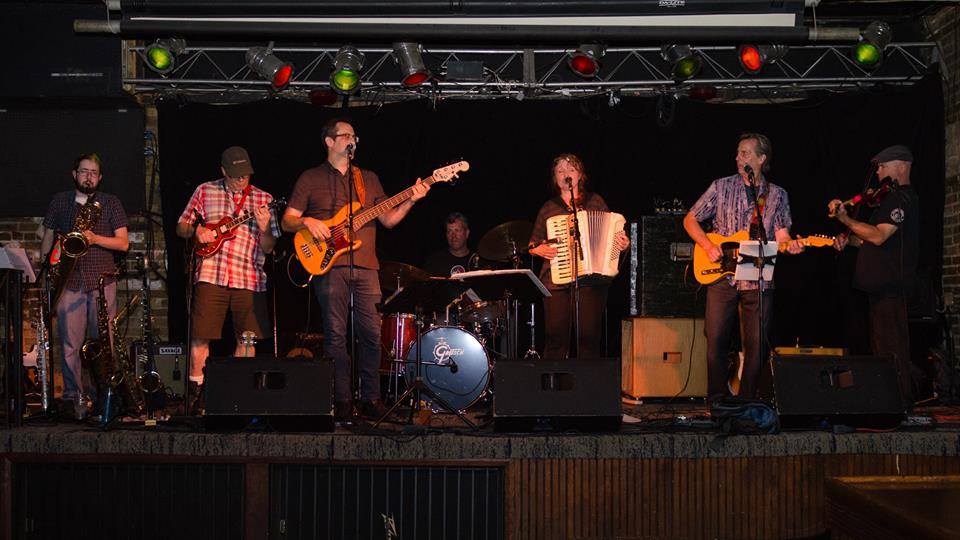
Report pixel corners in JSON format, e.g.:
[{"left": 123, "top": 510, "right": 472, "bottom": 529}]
[
  {"left": 380, "top": 261, "right": 430, "bottom": 291},
  {"left": 478, "top": 221, "right": 533, "bottom": 262}
]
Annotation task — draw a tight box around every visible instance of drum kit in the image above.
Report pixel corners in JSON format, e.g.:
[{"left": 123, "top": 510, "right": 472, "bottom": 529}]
[{"left": 378, "top": 221, "right": 536, "bottom": 415}]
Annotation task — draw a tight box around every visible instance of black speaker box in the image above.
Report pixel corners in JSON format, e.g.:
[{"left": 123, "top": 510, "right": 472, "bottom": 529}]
[
  {"left": 204, "top": 356, "right": 334, "bottom": 432},
  {"left": 771, "top": 355, "right": 906, "bottom": 428},
  {"left": 639, "top": 215, "right": 704, "bottom": 318},
  {"left": 493, "top": 358, "right": 621, "bottom": 432}
]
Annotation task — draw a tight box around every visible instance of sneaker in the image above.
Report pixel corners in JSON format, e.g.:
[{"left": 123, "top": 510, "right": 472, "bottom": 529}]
[
  {"left": 334, "top": 400, "right": 354, "bottom": 422},
  {"left": 358, "top": 399, "right": 388, "bottom": 419}
]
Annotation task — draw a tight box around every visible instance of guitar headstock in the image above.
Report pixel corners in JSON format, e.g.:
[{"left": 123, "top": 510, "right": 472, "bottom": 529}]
[
  {"left": 804, "top": 234, "right": 835, "bottom": 248},
  {"left": 432, "top": 161, "right": 470, "bottom": 184}
]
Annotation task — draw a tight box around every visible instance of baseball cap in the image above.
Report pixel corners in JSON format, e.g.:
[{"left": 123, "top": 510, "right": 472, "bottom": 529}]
[{"left": 221, "top": 146, "right": 254, "bottom": 177}]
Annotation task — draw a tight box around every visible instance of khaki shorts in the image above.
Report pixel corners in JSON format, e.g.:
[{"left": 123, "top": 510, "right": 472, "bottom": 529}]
[{"left": 191, "top": 282, "right": 268, "bottom": 341}]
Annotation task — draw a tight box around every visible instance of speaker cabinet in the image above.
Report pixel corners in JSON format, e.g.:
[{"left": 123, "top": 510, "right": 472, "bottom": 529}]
[
  {"left": 131, "top": 342, "right": 187, "bottom": 398},
  {"left": 205, "top": 357, "right": 334, "bottom": 432},
  {"left": 771, "top": 355, "right": 906, "bottom": 428},
  {"left": 638, "top": 215, "right": 703, "bottom": 317},
  {"left": 493, "top": 358, "right": 621, "bottom": 432},
  {"left": 621, "top": 317, "right": 707, "bottom": 398}
]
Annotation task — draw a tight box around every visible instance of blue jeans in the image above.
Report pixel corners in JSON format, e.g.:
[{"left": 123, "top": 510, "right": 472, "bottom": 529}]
[
  {"left": 312, "top": 267, "right": 382, "bottom": 402},
  {"left": 56, "top": 282, "right": 117, "bottom": 401}
]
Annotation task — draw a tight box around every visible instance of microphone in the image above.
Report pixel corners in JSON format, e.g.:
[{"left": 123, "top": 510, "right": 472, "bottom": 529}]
[
  {"left": 448, "top": 360, "right": 458, "bottom": 374},
  {"left": 564, "top": 176, "right": 573, "bottom": 190},
  {"left": 346, "top": 143, "right": 355, "bottom": 158}
]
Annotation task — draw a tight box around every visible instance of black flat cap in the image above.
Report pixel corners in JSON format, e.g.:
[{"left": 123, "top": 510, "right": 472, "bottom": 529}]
[{"left": 872, "top": 144, "right": 913, "bottom": 163}]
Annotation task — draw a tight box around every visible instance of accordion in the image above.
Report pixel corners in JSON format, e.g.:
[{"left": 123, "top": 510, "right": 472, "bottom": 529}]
[{"left": 546, "top": 210, "right": 626, "bottom": 285}]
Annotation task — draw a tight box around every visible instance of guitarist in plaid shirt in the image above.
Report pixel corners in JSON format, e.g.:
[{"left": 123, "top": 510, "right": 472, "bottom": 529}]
[{"left": 175, "top": 146, "right": 281, "bottom": 413}]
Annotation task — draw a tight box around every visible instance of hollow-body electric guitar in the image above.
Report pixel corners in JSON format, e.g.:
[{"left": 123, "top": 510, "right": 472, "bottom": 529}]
[{"left": 293, "top": 161, "right": 470, "bottom": 276}]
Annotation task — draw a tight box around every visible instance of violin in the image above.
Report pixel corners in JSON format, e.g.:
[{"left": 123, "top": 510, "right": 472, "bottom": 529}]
[{"left": 828, "top": 176, "right": 896, "bottom": 217}]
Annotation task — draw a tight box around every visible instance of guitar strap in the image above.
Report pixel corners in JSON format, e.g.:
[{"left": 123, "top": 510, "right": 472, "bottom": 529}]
[
  {"left": 351, "top": 166, "right": 366, "bottom": 207},
  {"left": 229, "top": 183, "right": 253, "bottom": 217}
]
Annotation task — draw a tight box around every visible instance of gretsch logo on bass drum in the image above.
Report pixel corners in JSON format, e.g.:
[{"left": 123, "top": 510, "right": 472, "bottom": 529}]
[{"left": 433, "top": 337, "right": 464, "bottom": 364}]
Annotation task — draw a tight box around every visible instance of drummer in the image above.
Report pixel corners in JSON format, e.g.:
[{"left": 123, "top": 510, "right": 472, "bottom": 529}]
[{"left": 423, "top": 211, "right": 477, "bottom": 277}]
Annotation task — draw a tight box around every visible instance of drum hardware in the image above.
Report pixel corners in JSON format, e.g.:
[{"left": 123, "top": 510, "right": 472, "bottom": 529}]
[
  {"left": 523, "top": 303, "right": 540, "bottom": 361},
  {"left": 374, "top": 278, "right": 478, "bottom": 429}
]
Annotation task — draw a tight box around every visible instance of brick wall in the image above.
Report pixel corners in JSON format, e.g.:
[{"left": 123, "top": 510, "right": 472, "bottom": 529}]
[{"left": 926, "top": 7, "right": 960, "bottom": 350}]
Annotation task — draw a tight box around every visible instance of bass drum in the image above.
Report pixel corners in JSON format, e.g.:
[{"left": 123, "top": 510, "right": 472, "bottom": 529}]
[{"left": 404, "top": 326, "right": 490, "bottom": 412}]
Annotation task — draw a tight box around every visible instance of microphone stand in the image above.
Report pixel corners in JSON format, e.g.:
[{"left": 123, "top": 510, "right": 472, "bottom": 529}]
[
  {"left": 346, "top": 144, "right": 358, "bottom": 407},
  {"left": 567, "top": 179, "right": 582, "bottom": 358},
  {"left": 183, "top": 209, "right": 203, "bottom": 419},
  {"left": 745, "top": 167, "right": 769, "bottom": 400}
]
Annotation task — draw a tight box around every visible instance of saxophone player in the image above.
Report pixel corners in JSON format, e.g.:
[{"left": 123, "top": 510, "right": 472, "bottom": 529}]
[{"left": 40, "top": 153, "right": 129, "bottom": 419}]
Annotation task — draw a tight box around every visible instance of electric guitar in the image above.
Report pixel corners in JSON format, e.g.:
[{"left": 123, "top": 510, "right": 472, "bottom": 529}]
[
  {"left": 293, "top": 161, "right": 470, "bottom": 276},
  {"left": 194, "top": 198, "right": 286, "bottom": 257},
  {"left": 692, "top": 230, "right": 834, "bottom": 285}
]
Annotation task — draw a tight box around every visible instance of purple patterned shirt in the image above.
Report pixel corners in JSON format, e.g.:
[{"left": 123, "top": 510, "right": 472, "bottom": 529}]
[{"left": 689, "top": 173, "right": 793, "bottom": 290}]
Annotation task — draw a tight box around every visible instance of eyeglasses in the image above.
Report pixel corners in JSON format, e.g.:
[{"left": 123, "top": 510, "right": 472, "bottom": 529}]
[
  {"left": 333, "top": 133, "right": 359, "bottom": 142},
  {"left": 76, "top": 168, "right": 101, "bottom": 177}
]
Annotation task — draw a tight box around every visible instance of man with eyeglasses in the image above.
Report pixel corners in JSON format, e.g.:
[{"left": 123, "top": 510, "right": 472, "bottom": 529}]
[
  {"left": 282, "top": 117, "right": 430, "bottom": 422},
  {"left": 40, "top": 153, "right": 129, "bottom": 419},
  {"left": 175, "top": 146, "right": 281, "bottom": 414},
  {"left": 829, "top": 144, "right": 919, "bottom": 407}
]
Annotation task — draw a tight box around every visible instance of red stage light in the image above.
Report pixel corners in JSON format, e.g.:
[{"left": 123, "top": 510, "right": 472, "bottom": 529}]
[
  {"left": 568, "top": 46, "right": 602, "bottom": 78},
  {"left": 273, "top": 65, "right": 294, "bottom": 89},
  {"left": 738, "top": 45, "right": 763, "bottom": 74},
  {"left": 402, "top": 71, "right": 431, "bottom": 87}
]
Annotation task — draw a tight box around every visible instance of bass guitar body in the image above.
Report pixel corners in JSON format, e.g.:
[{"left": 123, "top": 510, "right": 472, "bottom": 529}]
[{"left": 293, "top": 202, "right": 364, "bottom": 276}]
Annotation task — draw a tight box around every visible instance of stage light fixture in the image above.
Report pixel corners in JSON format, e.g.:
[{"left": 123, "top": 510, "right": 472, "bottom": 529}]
[
  {"left": 246, "top": 46, "right": 294, "bottom": 90},
  {"left": 661, "top": 44, "right": 702, "bottom": 82},
  {"left": 144, "top": 38, "right": 186, "bottom": 75},
  {"left": 330, "top": 45, "right": 365, "bottom": 95},
  {"left": 852, "top": 21, "right": 892, "bottom": 70},
  {"left": 737, "top": 44, "right": 788, "bottom": 75},
  {"left": 568, "top": 44, "right": 604, "bottom": 78},
  {"left": 393, "top": 42, "right": 431, "bottom": 87}
]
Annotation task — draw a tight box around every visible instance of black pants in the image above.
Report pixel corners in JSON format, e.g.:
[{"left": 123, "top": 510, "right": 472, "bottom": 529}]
[
  {"left": 705, "top": 282, "right": 773, "bottom": 400},
  {"left": 543, "top": 285, "right": 608, "bottom": 359},
  {"left": 868, "top": 294, "right": 913, "bottom": 406}
]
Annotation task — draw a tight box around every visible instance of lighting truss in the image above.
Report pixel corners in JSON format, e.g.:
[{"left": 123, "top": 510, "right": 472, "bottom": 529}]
[{"left": 123, "top": 42, "right": 938, "bottom": 102}]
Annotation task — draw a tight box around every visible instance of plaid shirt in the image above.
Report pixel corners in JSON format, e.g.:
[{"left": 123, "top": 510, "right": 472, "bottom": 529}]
[
  {"left": 178, "top": 179, "right": 281, "bottom": 292},
  {"left": 689, "top": 173, "right": 792, "bottom": 290},
  {"left": 43, "top": 190, "right": 128, "bottom": 292}
]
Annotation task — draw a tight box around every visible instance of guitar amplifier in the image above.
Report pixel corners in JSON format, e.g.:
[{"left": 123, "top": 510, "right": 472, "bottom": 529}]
[
  {"left": 130, "top": 341, "right": 186, "bottom": 397},
  {"left": 633, "top": 215, "right": 703, "bottom": 318}
]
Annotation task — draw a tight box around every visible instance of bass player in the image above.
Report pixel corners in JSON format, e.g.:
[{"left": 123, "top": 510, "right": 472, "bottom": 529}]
[
  {"left": 175, "top": 146, "right": 281, "bottom": 414},
  {"left": 281, "top": 118, "right": 430, "bottom": 422}
]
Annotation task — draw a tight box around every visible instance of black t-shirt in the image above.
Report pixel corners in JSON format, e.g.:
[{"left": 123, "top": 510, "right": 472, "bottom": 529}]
[
  {"left": 423, "top": 249, "right": 474, "bottom": 277},
  {"left": 853, "top": 184, "right": 919, "bottom": 297}
]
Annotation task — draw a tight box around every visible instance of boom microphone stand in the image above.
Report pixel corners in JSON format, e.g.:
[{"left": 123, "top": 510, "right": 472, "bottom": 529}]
[
  {"left": 744, "top": 164, "right": 771, "bottom": 400},
  {"left": 346, "top": 143, "right": 359, "bottom": 409}
]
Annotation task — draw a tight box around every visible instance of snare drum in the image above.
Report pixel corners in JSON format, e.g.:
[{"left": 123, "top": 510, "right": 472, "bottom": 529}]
[
  {"left": 460, "top": 300, "right": 505, "bottom": 325},
  {"left": 404, "top": 326, "right": 490, "bottom": 412},
  {"left": 380, "top": 313, "right": 417, "bottom": 374}
]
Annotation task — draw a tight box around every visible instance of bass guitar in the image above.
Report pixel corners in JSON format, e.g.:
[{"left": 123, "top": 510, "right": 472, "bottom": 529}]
[
  {"left": 194, "top": 198, "right": 286, "bottom": 257},
  {"left": 692, "top": 230, "right": 834, "bottom": 285},
  {"left": 294, "top": 161, "right": 470, "bottom": 276}
]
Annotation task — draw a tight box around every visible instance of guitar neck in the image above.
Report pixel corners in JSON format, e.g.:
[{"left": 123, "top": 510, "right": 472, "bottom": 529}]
[
  {"left": 353, "top": 175, "right": 437, "bottom": 229},
  {"left": 222, "top": 202, "right": 273, "bottom": 232}
]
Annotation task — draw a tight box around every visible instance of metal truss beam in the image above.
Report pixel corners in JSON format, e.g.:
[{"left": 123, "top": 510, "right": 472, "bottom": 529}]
[{"left": 123, "top": 42, "right": 939, "bottom": 102}]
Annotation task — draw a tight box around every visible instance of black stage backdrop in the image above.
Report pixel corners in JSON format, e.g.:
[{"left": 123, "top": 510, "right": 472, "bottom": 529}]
[{"left": 157, "top": 72, "right": 944, "bottom": 361}]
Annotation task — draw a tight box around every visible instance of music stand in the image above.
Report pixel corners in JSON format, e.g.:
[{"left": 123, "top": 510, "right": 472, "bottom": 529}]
[
  {"left": 374, "top": 278, "right": 476, "bottom": 428},
  {"left": 733, "top": 239, "right": 778, "bottom": 398},
  {"left": 451, "top": 269, "right": 550, "bottom": 360}
]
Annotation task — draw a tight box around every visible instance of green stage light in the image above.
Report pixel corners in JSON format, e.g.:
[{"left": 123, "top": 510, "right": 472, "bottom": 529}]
[
  {"left": 144, "top": 38, "right": 185, "bottom": 75},
  {"left": 853, "top": 21, "right": 892, "bottom": 70},
  {"left": 330, "top": 45, "right": 365, "bottom": 95},
  {"left": 661, "top": 44, "right": 702, "bottom": 82}
]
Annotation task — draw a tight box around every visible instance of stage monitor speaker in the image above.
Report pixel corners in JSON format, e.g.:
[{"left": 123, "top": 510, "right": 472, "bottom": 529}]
[
  {"left": 131, "top": 342, "right": 186, "bottom": 398},
  {"left": 771, "top": 355, "right": 906, "bottom": 428},
  {"left": 204, "top": 356, "right": 334, "bottom": 432},
  {"left": 493, "top": 358, "right": 621, "bottom": 432},
  {"left": 621, "top": 317, "right": 707, "bottom": 398}
]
